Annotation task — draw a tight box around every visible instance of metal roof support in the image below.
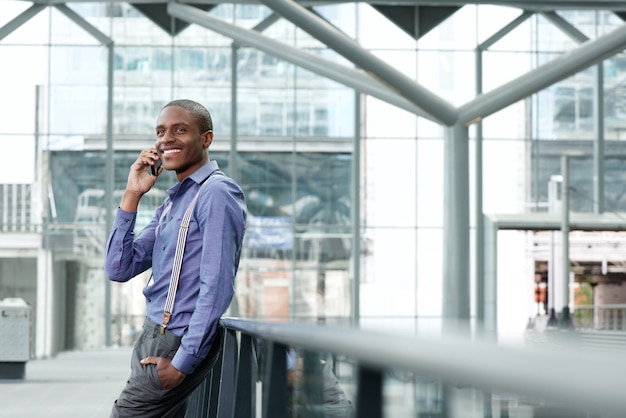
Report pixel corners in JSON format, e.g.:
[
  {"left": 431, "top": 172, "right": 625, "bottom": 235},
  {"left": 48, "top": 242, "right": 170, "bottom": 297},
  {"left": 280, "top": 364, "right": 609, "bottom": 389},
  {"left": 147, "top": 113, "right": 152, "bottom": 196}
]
[
  {"left": 351, "top": 92, "right": 362, "bottom": 327},
  {"left": 458, "top": 23, "right": 626, "bottom": 125},
  {"left": 21, "top": 0, "right": 626, "bottom": 9},
  {"left": 483, "top": 216, "right": 497, "bottom": 338},
  {"left": 480, "top": 10, "right": 534, "bottom": 50},
  {"left": 229, "top": 44, "right": 239, "bottom": 187},
  {"left": 55, "top": 3, "right": 113, "bottom": 45},
  {"left": 251, "top": 12, "right": 280, "bottom": 33},
  {"left": 443, "top": 122, "right": 470, "bottom": 334},
  {"left": 0, "top": 4, "right": 46, "bottom": 42},
  {"left": 594, "top": 63, "right": 605, "bottom": 214},
  {"left": 167, "top": 2, "right": 438, "bottom": 121},
  {"left": 540, "top": 11, "right": 589, "bottom": 43},
  {"left": 255, "top": 0, "right": 459, "bottom": 126},
  {"left": 560, "top": 155, "right": 572, "bottom": 327}
]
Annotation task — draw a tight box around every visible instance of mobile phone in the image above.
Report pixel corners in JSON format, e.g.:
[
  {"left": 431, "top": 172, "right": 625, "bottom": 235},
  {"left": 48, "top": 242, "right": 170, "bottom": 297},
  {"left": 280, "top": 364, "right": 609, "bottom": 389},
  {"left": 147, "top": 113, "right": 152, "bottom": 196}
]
[{"left": 150, "top": 159, "right": 163, "bottom": 176}]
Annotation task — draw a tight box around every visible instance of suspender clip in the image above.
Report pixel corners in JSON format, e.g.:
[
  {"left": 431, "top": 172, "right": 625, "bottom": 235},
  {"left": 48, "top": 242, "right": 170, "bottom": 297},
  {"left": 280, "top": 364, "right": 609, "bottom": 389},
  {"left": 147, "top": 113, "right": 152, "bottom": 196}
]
[{"left": 161, "top": 312, "right": 171, "bottom": 335}]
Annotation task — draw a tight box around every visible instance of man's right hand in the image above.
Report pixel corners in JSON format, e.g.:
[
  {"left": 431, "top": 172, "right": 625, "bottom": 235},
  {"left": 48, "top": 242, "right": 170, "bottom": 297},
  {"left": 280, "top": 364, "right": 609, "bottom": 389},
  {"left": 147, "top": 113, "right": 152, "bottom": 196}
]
[{"left": 119, "top": 148, "right": 162, "bottom": 212}]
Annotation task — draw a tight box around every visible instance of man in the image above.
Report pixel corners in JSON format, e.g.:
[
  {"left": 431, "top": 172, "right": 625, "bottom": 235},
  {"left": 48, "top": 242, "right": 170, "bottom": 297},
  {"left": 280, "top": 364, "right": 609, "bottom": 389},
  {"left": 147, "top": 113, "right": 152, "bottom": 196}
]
[{"left": 105, "top": 99, "right": 247, "bottom": 417}]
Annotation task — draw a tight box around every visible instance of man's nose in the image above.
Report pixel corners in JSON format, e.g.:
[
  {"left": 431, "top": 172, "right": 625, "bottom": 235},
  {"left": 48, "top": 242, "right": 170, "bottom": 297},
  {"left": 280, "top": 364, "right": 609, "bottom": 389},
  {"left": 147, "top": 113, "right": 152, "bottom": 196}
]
[{"left": 159, "top": 130, "right": 175, "bottom": 143}]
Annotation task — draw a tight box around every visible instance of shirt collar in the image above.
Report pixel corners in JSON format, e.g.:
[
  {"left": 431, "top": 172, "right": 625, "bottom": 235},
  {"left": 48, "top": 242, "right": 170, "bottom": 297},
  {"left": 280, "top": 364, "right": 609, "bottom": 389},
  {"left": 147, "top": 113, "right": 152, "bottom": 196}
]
[
  {"left": 167, "top": 160, "right": 220, "bottom": 197},
  {"left": 188, "top": 160, "right": 220, "bottom": 185}
]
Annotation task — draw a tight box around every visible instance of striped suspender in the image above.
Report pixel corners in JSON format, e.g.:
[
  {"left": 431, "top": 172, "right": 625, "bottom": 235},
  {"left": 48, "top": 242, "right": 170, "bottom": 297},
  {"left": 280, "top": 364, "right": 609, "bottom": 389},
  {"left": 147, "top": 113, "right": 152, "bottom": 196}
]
[{"left": 160, "top": 189, "right": 202, "bottom": 334}]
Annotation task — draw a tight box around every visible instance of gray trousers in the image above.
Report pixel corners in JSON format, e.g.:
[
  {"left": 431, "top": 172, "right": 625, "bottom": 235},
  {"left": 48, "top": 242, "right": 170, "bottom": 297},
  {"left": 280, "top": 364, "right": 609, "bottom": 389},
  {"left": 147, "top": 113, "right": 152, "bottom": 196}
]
[{"left": 110, "top": 320, "right": 222, "bottom": 418}]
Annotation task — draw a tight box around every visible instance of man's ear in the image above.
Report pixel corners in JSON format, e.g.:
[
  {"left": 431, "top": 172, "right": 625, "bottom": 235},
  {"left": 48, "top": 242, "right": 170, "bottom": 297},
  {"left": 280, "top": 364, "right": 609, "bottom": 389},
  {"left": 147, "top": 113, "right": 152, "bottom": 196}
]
[{"left": 203, "top": 131, "right": 213, "bottom": 149}]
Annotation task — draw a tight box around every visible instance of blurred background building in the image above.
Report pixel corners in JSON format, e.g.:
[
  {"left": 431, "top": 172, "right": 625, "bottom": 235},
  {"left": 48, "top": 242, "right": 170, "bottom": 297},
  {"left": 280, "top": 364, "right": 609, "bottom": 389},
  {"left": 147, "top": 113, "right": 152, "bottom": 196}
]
[{"left": 2, "top": 0, "right": 626, "bottom": 359}]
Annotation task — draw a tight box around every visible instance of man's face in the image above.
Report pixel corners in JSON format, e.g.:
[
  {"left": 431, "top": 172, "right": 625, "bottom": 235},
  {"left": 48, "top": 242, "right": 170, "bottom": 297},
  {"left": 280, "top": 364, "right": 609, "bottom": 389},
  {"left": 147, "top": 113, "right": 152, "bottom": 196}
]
[{"left": 155, "top": 106, "right": 212, "bottom": 180}]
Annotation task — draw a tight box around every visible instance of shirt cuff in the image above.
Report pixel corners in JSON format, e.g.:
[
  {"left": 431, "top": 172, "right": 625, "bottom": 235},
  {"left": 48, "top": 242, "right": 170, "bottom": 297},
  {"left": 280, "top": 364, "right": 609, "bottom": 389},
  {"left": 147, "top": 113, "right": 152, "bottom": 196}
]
[
  {"left": 171, "top": 347, "right": 205, "bottom": 375},
  {"left": 114, "top": 207, "right": 137, "bottom": 231}
]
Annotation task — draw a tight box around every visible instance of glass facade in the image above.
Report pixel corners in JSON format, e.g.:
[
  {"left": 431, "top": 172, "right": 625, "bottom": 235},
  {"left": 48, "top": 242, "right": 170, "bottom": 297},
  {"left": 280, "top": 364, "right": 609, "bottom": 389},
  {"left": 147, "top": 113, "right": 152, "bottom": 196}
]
[{"left": 2, "top": 1, "right": 626, "bottom": 356}]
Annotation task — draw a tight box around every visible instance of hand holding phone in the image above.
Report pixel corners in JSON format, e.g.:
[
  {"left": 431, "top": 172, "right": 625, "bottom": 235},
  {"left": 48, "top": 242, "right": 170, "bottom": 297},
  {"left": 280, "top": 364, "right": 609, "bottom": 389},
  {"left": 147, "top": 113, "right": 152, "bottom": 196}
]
[{"left": 150, "top": 159, "right": 163, "bottom": 176}]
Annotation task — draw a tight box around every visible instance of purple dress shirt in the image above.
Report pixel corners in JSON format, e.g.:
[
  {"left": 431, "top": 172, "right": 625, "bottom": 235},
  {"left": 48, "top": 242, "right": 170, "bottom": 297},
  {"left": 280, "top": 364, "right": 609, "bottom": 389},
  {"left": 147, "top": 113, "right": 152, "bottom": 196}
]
[{"left": 105, "top": 161, "right": 247, "bottom": 374}]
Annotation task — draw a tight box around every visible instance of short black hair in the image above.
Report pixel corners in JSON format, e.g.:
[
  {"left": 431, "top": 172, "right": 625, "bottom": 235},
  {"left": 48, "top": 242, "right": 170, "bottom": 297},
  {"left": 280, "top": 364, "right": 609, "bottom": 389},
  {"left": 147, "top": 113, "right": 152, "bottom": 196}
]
[{"left": 163, "top": 99, "right": 213, "bottom": 133}]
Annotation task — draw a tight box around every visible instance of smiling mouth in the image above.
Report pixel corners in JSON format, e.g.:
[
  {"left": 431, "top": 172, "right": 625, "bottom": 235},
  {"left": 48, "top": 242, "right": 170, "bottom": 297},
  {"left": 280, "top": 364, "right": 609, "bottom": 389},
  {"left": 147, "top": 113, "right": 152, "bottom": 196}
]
[{"left": 162, "top": 149, "right": 181, "bottom": 156}]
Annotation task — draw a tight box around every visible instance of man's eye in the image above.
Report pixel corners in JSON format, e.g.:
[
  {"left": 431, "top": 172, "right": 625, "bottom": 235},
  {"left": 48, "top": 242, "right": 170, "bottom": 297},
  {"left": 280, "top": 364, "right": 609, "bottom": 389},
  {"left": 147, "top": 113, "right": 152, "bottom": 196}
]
[{"left": 176, "top": 127, "right": 186, "bottom": 132}]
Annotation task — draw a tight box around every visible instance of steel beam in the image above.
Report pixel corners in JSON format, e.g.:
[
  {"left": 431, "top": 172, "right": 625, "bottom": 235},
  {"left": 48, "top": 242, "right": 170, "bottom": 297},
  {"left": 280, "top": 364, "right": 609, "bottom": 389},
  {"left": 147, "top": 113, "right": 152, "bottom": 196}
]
[
  {"left": 0, "top": 4, "right": 46, "bottom": 42},
  {"left": 541, "top": 11, "right": 589, "bottom": 43},
  {"left": 168, "top": 2, "right": 440, "bottom": 121},
  {"left": 443, "top": 122, "right": 470, "bottom": 332},
  {"left": 23, "top": 0, "right": 626, "bottom": 11},
  {"left": 54, "top": 4, "right": 113, "bottom": 45},
  {"left": 458, "top": 23, "right": 626, "bottom": 125},
  {"left": 257, "top": 0, "right": 458, "bottom": 125}
]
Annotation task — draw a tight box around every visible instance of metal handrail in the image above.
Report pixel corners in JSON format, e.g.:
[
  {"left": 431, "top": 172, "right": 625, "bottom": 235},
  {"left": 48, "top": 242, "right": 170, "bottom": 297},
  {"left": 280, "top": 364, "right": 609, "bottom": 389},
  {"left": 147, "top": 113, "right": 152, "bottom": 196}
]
[
  {"left": 574, "top": 304, "right": 626, "bottom": 330},
  {"left": 186, "top": 317, "right": 626, "bottom": 418}
]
